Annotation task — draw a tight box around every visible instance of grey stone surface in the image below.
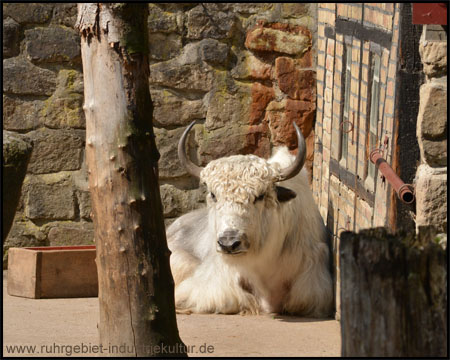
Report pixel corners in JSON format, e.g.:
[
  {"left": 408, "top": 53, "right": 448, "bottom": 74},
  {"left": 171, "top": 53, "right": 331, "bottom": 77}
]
[
  {"left": 24, "top": 26, "right": 81, "bottom": 64},
  {"left": 26, "top": 128, "right": 84, "bottom": 174},
  {"left": 76, "top": 190, "right": 92, "bottom": 221},
  {"left": 186, "top": 4, "right": 237, "bottom": 40},
  {"left": 3, "top": 3, "right": 53, "bottom": 24},
  {"left": 148, "top": 4, "right": 179, "bottom": 33},
  {"left": 149, "top": 33, "right": 182, "bottom": 62},
  {"left": 150, "top": 60, "right": 215, "bottom": 92},
  {"left": 198, "top": 39, "right": 229, "bottom": 66},
  {"left": 51, "top": 3, "right": 78, "bottom": 28},
  {"left": 160, "top": 184, "right": 206, "bottom": 218},
  {"left": 151, "top": 89, "right": 206, "bottom": 128},
  {"left": 47, "top": 222, "right": 94, "bottom": 246},
  {"left": 155, "top": 127, "right": 194, "bottom": 179},
  {"left": 4, "top": 221, "right": 47, "bottom": 250},
  {"left": 3, "top": 132, "right": 33, "bottom": 241},
  {"left": 3, "top": 95, "right": 45, "bottom": 131},
  {"left": 3, "top": 57, "right": 57, "bottom": 96},
  {"left": 3, "top": 17, "right": 21, "bottom": 58},
  {"left": 42, "top": 70, "right": 85, "bottom": 129},
  {"left": 25, "top": 175, "right": 76, "bottom": 221}
]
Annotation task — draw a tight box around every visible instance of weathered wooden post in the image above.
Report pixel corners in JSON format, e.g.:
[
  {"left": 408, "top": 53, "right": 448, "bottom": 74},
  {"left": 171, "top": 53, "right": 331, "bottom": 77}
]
[
  {"left": 76, "top": 3, "right": 186, "bottom": 357},
  {"left": 340, "top": 227, "right": 447, "bottom": 357}
]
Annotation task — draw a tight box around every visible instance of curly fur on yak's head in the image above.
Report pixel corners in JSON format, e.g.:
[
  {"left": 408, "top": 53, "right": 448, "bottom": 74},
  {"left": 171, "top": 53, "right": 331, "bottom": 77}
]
[{"left": 200, "top": 154, "right": 280, "bottom": 206}]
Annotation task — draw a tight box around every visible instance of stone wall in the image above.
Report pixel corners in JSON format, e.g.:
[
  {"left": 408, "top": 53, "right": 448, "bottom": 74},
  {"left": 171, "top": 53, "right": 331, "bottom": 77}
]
[
  {"left": 414, "top": 25, "right": 447, "bottom": 234},
  {"left": 3, "top": 3, "right": 317, "bottom": 267}
]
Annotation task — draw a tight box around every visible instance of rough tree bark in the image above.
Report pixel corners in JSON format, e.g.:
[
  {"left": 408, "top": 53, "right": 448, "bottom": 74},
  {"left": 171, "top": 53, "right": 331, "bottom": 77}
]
[
  {"left": 76, "top": 4, "right": 186, "bottom": 357},
  {"left": 340, "top": 227, "right": 447, "bottom": 357}
]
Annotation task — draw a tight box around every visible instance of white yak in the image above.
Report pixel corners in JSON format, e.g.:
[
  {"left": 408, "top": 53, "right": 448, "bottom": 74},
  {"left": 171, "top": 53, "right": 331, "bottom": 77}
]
[{"left": 167, "top": 121, "right": 333, "bottom": 317}]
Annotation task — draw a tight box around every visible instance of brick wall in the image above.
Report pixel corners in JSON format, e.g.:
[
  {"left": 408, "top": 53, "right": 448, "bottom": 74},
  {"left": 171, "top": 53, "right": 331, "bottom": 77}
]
[{"left": 314, "top": 3, "right": 409, "bottom": 319}]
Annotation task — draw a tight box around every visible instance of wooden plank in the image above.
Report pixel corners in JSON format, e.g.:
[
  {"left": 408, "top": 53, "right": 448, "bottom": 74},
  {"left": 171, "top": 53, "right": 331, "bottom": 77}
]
[
  {"left": 7, "top": 247, "right": 98, "bottom": 299},
  {"left": 40, "top": 249, "right": 97, "bottom": 298},
  {"left": 7, "top": 248, "right": 38, "bottom": 299},
  {"left": 340, "top": 227, "right": 447, "bottom": 357}
]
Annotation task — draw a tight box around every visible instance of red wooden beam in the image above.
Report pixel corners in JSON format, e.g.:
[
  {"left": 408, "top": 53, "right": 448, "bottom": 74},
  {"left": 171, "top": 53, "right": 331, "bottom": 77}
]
[{"left": 412, "top": 3, "right": 447, "bottom": 25}]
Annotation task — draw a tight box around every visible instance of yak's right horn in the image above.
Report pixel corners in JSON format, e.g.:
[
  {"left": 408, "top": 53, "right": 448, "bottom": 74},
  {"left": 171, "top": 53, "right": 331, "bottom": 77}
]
[{"left": 178, "top": 121, "right": 203, "bottom": 179}]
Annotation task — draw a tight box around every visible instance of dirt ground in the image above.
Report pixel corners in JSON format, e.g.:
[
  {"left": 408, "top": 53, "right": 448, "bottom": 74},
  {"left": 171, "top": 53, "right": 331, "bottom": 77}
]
[{"left": 2, "top": 271, "right": 341, "bottom": 357}]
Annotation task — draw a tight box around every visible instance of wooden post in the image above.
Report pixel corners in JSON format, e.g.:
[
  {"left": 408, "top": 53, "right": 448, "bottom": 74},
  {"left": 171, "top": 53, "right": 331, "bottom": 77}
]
[
  {"left": 76, "top": 4, "right": 186, "bottom": 357},
  {"left": 340, "top": 227, "right": 447, "bottom": 357}
]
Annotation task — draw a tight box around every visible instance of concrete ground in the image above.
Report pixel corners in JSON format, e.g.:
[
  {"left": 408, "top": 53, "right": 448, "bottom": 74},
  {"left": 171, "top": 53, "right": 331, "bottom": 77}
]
[{"left": 3, "top": 271, "right": 341, "bottom": 357}]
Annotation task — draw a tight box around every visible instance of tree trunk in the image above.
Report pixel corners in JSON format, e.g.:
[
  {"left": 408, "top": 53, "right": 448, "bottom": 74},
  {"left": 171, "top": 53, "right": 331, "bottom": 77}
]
[
  {"left": 340, "top": 227, "right": 447, "bottom": 357},
  {"left": 76, "top": 4, "right": 186, "bottom": 357}
]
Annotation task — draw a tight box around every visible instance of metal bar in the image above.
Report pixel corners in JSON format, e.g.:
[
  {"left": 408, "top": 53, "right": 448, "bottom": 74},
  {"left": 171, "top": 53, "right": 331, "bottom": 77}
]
[{"left": 369, "top": 149, "right": 415, "bottom": 204}]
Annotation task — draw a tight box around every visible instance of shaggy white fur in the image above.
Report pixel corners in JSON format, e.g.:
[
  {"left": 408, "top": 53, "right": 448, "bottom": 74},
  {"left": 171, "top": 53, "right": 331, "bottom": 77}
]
[{"left": 167, "top": 146, "right": 333, "bottom": 317}]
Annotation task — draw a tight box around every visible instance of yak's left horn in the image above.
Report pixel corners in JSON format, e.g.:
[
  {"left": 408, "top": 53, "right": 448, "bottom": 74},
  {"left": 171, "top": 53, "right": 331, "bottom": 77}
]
[
  {"left": 178, "top": 121, "right": 203, "bottom": 179},
  {"left": 278, "top": 122, "right": 306, "bottom": 182}
]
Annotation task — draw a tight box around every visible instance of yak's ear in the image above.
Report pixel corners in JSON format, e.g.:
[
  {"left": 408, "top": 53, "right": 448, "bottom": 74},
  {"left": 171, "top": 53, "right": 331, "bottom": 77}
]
[{"left": 275, "top": 186, "right": 297, "bottom": 202}]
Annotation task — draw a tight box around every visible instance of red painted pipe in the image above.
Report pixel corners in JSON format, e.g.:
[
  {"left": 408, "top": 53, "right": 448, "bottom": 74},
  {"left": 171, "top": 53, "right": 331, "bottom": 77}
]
[{"left": 369, "top": 149, "right": 415, "bottom": 204}]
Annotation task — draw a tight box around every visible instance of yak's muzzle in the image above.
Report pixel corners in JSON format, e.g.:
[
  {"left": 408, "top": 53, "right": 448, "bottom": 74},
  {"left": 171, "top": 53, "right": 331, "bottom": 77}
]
[{"left": 217, "top": 230, "right": 249, "bottom": 255}]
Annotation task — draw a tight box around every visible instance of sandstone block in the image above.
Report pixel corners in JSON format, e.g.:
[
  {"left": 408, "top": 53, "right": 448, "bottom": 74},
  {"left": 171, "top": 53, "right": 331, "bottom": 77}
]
[
  {"left": 205, "top": 79, "right": 252, "bottom": 130},
  {"left": 151, "top": 89, "right": 206, "bottom": 128},
  {"left": 3, "top": 3, "right": 53, "bottom": 24},
  {"left": 160, "top": 184, "right": 206, "bottom": 218},
  {"left": 415, "top": 165, "right": 447, "bottom": 233},
  {"left": 3, "top": 132, "right": 33, "bottom": 241},
  {"left": 51, "top": 4, "right": 78, "bottom": 27},
  {"left": 198, "top": 39, "right": 229, "bottom": 65},
  {"left": 24, "top": 26, "right": 81, "bottom": 64},
  {"left": 275, "top": 57, "right": 316, "bottom": 101},
  {"left": 187, "top": 4, "right": 236, "bottom": 40},
  {"left": 25, "top": 176, "right": 75, "bottom": 221},
  {"left": 281, "top": 3, "right": 311, "bottom": 18},
  {"left": 4, "top": 221, "right": 47, "bottom": 250},
  {"left": 250, "top": 82, "right": 274, "bottom": 125},
  {"left": 3, "top": 17, "right": 21, "bottom": 58},
  {"left": 231, "top": 51, "right": 272, "bottom": 81},
  {"left": 76, "top": 190, "right": 92, "bottom": 221},
  {"left": 149, "top": 33, "right": 182, "bottom": 62},
  {"left": 47, "top": 223, "right": 94, "bottom": 246},
  {"left": 420, "top": 139, "right": 447, "bottom": 167},
  {"left": 419, "top": 40, "right": 447, "bottom": 78},
  {"left": 3, "top": 58, "right": 57, "bottom": 96},
  {"left": 266, "top": 99, "right": 315, "bottom": 148},
  {"left": 3, "top": 95, "right": 45, "bottom": 131},
  {"left": 26, "top": 128, "right": 84, "bottom": 174},
  {"left": 155, "top": 127, "right": 193, "bottom": 179},
  {"left": 417, "top": 82, "right": 447, "bottom": 139},
  {"left": 245, "top": 23, "right": 310, "bottom": 56},
  {"left": 42, "top": 70, "right": 85, "bottom": 129},
  {"left": 148, "top": 4, "right": 179, "bottom": 33},
  {"left": 150, "top": 61, "right": 214, "bottom": 92}
]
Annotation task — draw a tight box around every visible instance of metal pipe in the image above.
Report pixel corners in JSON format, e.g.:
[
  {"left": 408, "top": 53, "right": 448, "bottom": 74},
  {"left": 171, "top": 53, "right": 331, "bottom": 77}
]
[{"left": 369, "top": 149, "right": 415, "bottom": 204}]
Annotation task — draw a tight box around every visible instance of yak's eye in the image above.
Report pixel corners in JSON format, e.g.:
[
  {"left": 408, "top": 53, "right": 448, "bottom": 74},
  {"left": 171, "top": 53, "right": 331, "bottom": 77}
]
[
  {"left": 210, "top": 192, "right": 217, "bottom": 202},
  {"left": 254, "top": 193, "right": 265, "bottom": 203}
]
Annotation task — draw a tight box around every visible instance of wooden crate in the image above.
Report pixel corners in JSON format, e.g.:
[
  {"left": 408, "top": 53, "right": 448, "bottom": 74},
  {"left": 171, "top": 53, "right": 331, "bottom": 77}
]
[{"left": 7, "top": 245, "right": 98, "bottom": 299}]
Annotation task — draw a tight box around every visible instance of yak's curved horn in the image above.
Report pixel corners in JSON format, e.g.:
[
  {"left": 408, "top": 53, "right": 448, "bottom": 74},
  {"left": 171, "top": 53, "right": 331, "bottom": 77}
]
[
  {"left": 278, "top": 122, "right": 306, "bottom": 182},
  {"left": 178, "top": 121, "right": 203, "bottom": 179}
]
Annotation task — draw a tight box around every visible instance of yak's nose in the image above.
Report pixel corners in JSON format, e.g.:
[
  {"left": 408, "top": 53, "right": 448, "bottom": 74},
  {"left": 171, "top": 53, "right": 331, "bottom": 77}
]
[{"left": 217, "top": 230, "right": 247, "bottom": 254}]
